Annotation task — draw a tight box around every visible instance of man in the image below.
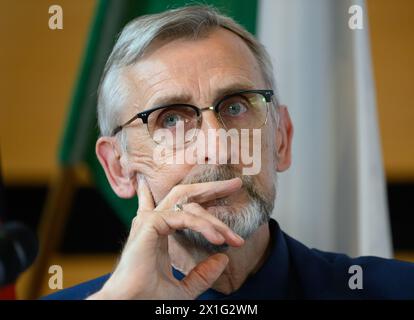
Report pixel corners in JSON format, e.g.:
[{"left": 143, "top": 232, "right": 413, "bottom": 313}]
[{"left": 45, "top": 5, "right": 414, "bottom": 299}]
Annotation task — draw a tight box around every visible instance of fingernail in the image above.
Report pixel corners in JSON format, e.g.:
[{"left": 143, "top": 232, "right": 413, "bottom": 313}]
[
  {"left": 233, "top": 232, "right": 244, "bottom": 242},
  {"left": 136, "top": 174, "right": 146, "bottom": 190},
  {"left": 217, "top": 233, "right": 225, "bottom": 242},
  {"left": 231, "top": 177, "right": 242, "bottom": 184}
]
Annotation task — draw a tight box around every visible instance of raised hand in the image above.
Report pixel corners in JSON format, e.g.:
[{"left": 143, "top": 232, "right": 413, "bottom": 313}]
[{"left": 88, "top": 175, "right": 244, "bottom": 299}]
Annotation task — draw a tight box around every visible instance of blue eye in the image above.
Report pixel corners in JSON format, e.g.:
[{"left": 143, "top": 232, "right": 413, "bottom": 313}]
[
  {"left": 162, "top": 113, "right": 183, "bottom": 128},
  {"left": 225, "top": 102, "right": 247, "bottom": 116}
]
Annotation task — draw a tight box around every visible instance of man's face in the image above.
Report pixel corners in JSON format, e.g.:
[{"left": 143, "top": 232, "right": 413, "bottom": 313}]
[{"left": 97, "top": 28, "right": 293, "bottom": 249}]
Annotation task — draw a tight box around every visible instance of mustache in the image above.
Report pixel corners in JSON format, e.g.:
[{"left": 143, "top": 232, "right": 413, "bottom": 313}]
[
  {"left": 180, "top": 164, "right": 243, "bottom": 184},
  {"left": 174, "top": 164, "right": 275, "bottom": 253},
  {"left": 179, "top": 164, "right": 265, "bottom": 204}
]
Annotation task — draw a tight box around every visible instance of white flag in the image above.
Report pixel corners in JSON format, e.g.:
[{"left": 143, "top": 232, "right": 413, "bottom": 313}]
[{"left": 258, "top": 0, "right": 392, "bottom": 258}]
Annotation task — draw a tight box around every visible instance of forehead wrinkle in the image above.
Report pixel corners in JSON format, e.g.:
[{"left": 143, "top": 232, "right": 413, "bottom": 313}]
[
  {"left": 125, "top": 39, "right": 266, "bottom": 113},
  {"left": 144, "top": 83, "right": 194, "bottom": 108},
  {"left": 128, "top": 65, "right": 198, "bottom": 111},
  {"left": 141, "top": 73, "right": 259, "bottom": 111}
]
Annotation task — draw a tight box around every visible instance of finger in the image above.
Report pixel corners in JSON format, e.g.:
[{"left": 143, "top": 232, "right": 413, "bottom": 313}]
[
  {"left": 180, "top": 253, "right": 229, "bottom": 299},
  {"left": 137, "top": 174, "right": 155, "bottom": 212},
  {"left": 156, "top": 178, "right": 242, "bottom": 211},
  {"left": 182, "top": 202, "right": 244, "bottom": 247},
  {"left": 150, "top": 212, "right": 228, "bottom": 245}
]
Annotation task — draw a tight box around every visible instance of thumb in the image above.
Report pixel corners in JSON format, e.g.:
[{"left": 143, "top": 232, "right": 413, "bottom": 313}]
[{"left": 180, "top": 253, "right": 229, "bottom": 299}]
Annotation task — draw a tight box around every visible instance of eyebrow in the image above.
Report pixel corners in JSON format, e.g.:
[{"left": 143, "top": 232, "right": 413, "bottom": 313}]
[{"left": 148, "top": 82, "right": 256, "bottom": 108}]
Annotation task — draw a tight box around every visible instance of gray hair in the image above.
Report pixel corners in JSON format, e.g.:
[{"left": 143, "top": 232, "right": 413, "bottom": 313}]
[{"left": 97, "top": 5, "right": 278, "bottom": 138}]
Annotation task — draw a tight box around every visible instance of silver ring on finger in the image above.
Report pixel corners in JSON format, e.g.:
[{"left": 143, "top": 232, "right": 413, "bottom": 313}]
[{"left": 174, "top": 203, "right": 184, "bottom": 212}]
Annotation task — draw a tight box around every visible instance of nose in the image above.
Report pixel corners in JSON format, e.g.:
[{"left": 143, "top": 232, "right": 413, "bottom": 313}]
[
  {"left": 197, "top": 107, "right": 232, "bottom": 165},
  {"left": 200, "top": 106, "right": 223, "bottom": 130}
]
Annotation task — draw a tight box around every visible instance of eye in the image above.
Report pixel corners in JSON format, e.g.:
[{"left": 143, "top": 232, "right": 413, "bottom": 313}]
[
  {"left": 222, "top": 101, "right": 248, "bottom": 117},
  {"left": 160, "top": 113, "right": 183, "bottom": 128}
]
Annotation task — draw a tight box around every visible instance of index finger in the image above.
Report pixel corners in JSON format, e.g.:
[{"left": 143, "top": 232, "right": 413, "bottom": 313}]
[
  {"left": 155, "top": 177, "right": 242, "bottom": 211},
  {"left": 136, "top": 174, "right": 155, "bottom": 212}
]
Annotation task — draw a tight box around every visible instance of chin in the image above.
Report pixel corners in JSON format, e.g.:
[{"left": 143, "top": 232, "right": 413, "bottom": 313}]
[{"left": 178, "top": 191, "right": 272, "bottom": 252}]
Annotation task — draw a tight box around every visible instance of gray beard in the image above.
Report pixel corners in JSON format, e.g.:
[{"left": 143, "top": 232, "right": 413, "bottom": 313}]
[{"left": 174, "top": 164, "right": 275, "bottom": 253}]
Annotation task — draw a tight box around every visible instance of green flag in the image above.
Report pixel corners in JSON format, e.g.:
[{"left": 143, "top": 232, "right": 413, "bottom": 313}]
[{"left": 59, "top": 0, "right": 258, "bottom": 226}]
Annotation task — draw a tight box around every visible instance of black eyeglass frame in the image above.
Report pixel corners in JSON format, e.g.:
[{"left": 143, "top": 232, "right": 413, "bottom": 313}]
[{"left": 111, "top": 89, "right": 274, "bottom": 136}]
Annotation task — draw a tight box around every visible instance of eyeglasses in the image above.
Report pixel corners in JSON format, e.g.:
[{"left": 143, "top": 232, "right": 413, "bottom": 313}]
[{"left": 112, "top": 89, "right": 274, "bottom": 147}]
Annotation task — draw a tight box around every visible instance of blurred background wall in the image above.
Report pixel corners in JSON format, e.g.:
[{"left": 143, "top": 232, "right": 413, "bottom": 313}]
[{"left": 0, "top": 0, "right": 413, "bottom": 297}]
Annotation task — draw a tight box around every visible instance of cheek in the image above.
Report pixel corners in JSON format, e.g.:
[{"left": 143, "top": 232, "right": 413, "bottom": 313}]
[
  {"left": 261, "top": 124, "right": 278, "bottom": 167},
  {"left": 145, "top": 164, "right": 194, "bottom": 204},
  {"left": 121, "top": 135, "right": 158, "bottom": 175},
  {"left": 123, "top": 136, "right": 194, "bottom": 202},
  {"left": 253, "top": 133, "right": 276, "bottom": 195},
  {"left": 249, "top": 126, "right": 275, "bottom": 171}
]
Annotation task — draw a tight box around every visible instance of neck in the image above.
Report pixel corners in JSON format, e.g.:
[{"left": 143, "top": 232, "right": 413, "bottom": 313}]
[{"left": 168, "top": 223, "right": 271, "bottom": 295}]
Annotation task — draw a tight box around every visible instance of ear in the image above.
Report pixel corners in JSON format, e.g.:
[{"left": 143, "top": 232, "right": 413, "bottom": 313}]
[
  {"left": 95, "top": 136, "right": 136, "bottom": 199},
  {"left": 274, "top": 105, "right": 294, "bottom": 172}
]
